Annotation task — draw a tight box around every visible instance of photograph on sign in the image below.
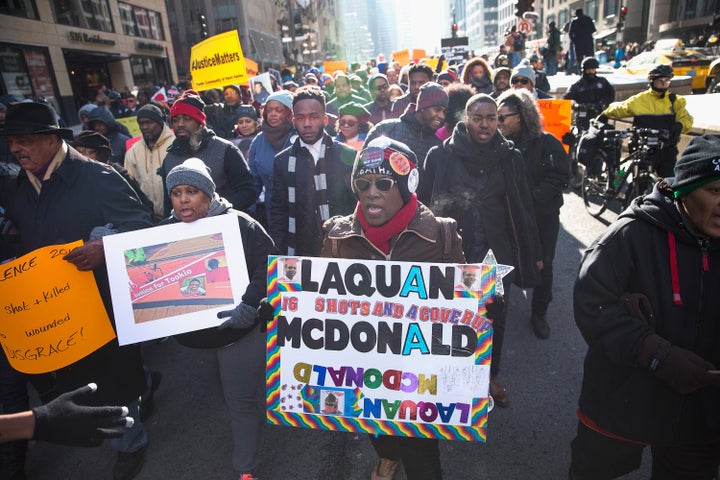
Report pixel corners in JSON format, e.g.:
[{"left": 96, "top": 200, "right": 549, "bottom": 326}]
[
  {"left": 104, "top": 215, "right": 249, "bottom": 345},
  {"left": 266, "top": 255, "right": 511, "bottom": 442}
]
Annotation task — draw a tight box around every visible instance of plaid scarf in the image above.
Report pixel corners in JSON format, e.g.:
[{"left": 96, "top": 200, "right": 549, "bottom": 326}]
[{"left": 286, "top": 138, "right": 330, "bottom": 255}]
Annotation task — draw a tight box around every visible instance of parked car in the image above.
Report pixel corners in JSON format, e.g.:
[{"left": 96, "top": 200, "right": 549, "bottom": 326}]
[
  {"left": 707, "top": 56, "right": 720, "bottom": 93},
  {"left": 624, "top": 48, "right": 713, "bottom": 92}
]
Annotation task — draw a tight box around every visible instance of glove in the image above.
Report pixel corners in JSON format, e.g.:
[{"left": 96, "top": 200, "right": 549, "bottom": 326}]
[
  {"left": 669, "top": 122, "right": 683, "bottom": 143},
  {"left": 637, "top": 334, "right": 720, "bottom": 395},
  {"left": 32, "top": 383, "right": 133, "bottom": 447},
  {"left": 485, "top": 294, "right": 505, "bottom": 320},
  {"left": 217, "top": 302, "right": 259, "bottom": 330},
  {"left": 63, "top": 238, "right": 105, "bottom": 271},
  {"left": 257, "top": 298, "right": 275, "bottom": 333}
]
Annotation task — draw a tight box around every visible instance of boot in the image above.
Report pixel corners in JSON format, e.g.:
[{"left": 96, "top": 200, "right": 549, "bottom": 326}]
[
  {"left": 531, "top": 313, "right": 551, "bottom": 339},
  {"left": 489, "top": 377, "right": 509, "bottom": 408},
  {"left": 370, "top": 458, "right": 399, "bottom": 480}
]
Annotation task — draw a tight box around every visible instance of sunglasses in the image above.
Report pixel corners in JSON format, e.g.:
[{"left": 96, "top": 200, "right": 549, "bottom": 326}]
[
  {"left": 339, "top": 119, "right": 358, "bottom": 127},
  {"left": 353, "top": 177, "right": 397, "bottom": 192},
  {"left": 511, "top": 77, "right": 531, "bottom": 85},
  {"left": 497, "top": 112, "right": 520, "bottom": 123}
]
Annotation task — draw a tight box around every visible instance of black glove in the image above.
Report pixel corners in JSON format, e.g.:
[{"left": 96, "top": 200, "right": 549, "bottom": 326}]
[
  {"left": 32, "top": 383, "right": 132, "bottom": 447},
  {"left": 485, "top": 294, "right": 505, "bottom": 320},
  {"left": 217, "top": 302, "right": 259, "bottom": 330},
  {"left": 669, "top": 122, "right": 683, "bottom": 143},
  {"left": 258, "top": 298, "right": 275, "bottom": 332}
]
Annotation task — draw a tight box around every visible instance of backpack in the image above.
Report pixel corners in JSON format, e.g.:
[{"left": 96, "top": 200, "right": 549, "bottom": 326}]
[{"left": 514, "top": 34, "right": 525, "bottom": 52}]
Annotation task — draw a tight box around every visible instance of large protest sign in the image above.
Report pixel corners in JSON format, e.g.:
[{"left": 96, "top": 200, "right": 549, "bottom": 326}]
[
  {"left": 104, "top": 215, "right": 249, "bottom": 345},
  {"left": 266, "top": 255, "right": 509, "bottom": 442},
  {"left": 190, "top": 30, "right": 248, "bottom": 91},
  {"left": 538, "top": 99, "right": 572, "bottom": 153},
  {"left": 441, "top": 37, "right": 469, "bottom": 64},
  {"left": 0, "top": 241, "right": 116, "bottom": 374}
]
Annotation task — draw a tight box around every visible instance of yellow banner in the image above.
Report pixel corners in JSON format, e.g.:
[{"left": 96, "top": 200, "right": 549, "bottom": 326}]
[
  {"left": 0, "top": 241, "right": 117, "bottom": 374},
  {"left": 116, "top": 116, "right": 140, "bottom": 137},
  {"left": 190, "top": 30, "right": 248, "bottom": 91},
  {"left": 323, "top": 61, "right": 347, "bottom": 74},
  {"left": 424, "top": 57, "right": 446, "bottom": 72},
  {"left": 392, "top": 49, "right": 411, "bottom": 67},
  {"left": 538, "top": 99, "right": 572, "bottom": 153}
]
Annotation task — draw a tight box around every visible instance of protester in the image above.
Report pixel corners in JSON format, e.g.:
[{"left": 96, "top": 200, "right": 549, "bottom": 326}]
[
  {"left": 528, "top": 54, "right": 551, "bottom": 95},
  {"left": 544, "top": 21, "right": 562, "bottom": 75},
  {"left": 461, "top": 57, "right": 494, "bottom": 95},
  {"left": 269, "top": 86, "right": 356, "bottom": 256},
  {"left": 436, "top": 70, "right": 457, "bottom": 88},
  {"left": 205, "top": 84, "right": 248, "bottom": 140},
  {"left": 388, "top": 84, "right": 404, "bottom": 101},
  {"left": 496, "top": 89, "right": 569, "bottom": 339},
  {"left": 505, "top": 25, "right": 525, "bottom": 67},
  {"left": 569, "top": 134, "right": 720, "bottom": 479},
  {"left": 86, "top": 107, "right": 131, "bottom": 165},
  {"left": 419, "top": 94, "right": 542, "bottom": 407},
  {"left": 491, "top": 66, "right": 512, "bottom": 99},
  {"left": 161, "top": 157, "right": 275, "bottom": 480},
  {"left": 365, "top": 73, "right": 395, "bottom": 125},
  {"left": 78, "top": 103, "right": 99, "bottom": 130},
  {"left": 436, "top": 83, "right": 474, "bottom": 141},
  {"left": 511, "top": 61, "right": 553, "bottom": 99},
  {"left": 124, "top": 103, "right": 176, "bottom": 220},
  {"left": 0, "top": 102, "right": 154, "bottom": 480},
  {"left": 391, "top": 63, "right": 434, "bottom": 115},
  {"left": 568, "top": 9, "right": 596, "bottom": 64},
  {"left": 322, "top": 137, "right": 466, "bottom": 480},
  {"left": 161, "top": 89, "right": 256, "bottom": 216},
  {"left": 327, "top": 72, "right": 367, "bottom": 122},
  {"left": 334, "top": 102, "right": 372, "bottom": 149},
  {"left": 231, "top": 105, "right": 260, "bottom": 159}
]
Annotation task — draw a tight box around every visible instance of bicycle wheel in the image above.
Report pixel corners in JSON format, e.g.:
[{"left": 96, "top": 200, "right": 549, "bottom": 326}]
[
  {"left": 624, "top": 172, "right": 658, "bottom": 208},
  {"left": 582, "top": 153, "right": 613, "bottom": 217},
  {"left": 569, "top": 143, "right": 584, "bottom": 189}
]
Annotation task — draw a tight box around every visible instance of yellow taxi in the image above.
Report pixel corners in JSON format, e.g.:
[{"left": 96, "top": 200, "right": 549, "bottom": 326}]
[{"left": 624, "top": 49, "right": 712, "bottom": 92}]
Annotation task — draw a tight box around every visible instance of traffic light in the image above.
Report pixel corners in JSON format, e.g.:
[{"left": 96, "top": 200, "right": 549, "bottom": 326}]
[
  {"left": 515, "top": 0, "right": 533, "bottom": 18},
  {"left": 617, "top": 5, "right": 627, "bottom": 32},
  {"left": 199, "top": 12, "right": 208, "bottom": 39},
  {"left": 452, "top": 23, "right": 458, "bottom": 38}
]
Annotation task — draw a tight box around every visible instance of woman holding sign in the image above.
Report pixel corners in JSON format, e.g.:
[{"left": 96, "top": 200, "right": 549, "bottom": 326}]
[
  {"left": 161, "top": 158, "right": 275, "bottom": 480},
  {"left": 321, "top": 137, "right": 468, "bottom": 480}
]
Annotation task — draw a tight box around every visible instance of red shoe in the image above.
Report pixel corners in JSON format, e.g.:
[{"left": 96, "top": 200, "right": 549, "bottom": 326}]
[{"left": 239, "top": 474, "right": 258, "bottom": 480}]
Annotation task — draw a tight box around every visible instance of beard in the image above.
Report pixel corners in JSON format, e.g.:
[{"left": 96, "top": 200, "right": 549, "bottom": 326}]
[{"left": 175, "top": 128, "right": 205, "bottom": 151}]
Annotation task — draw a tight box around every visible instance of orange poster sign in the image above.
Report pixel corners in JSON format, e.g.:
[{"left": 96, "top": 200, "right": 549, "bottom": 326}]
[
  {"left": 323, "top": 61, "right": 347, "bottom": 74},
  {"left": 412, "top": 49, "right": 427, "bottom": 62},
  {"left": 0, "top": 241, "right": 116, "bottom": 374},
  {"left": 392, "top": 49, "right": 411, "bottom": 66},
  {"left": 538, "top": 99, "right": 572, "bottom": 153}
]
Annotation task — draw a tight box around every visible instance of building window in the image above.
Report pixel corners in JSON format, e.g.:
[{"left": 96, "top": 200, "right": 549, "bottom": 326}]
[
  {"left": 51, "top": 0, "right": 114, "bottom": 32},
  {"left": 0, "top": 43, "right": 60, "bottom": 106},
  {"left": 604, "top": 0, "right": 618, "bottom": 17},
  {"left": 118, "top": 2, "right": 165, "bottom": 40},
  {"left": 130, "top": 55, "right": 169, "bottom": 87},
  {"left": 0, "top": 0, "right": 38, "bottom": 19}
]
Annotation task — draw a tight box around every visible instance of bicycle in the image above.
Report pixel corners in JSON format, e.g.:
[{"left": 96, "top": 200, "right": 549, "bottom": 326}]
[
  {"left": 563, "top": 102, "right": 608, "bottom": 189},
  {"left": 581, "top": 126, "right": 669, "bottom": 218}
]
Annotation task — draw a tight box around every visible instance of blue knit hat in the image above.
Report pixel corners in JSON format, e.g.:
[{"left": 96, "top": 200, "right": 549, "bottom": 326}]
[{"left": 266, "top": 90, "right": 293, "bottom": 110}]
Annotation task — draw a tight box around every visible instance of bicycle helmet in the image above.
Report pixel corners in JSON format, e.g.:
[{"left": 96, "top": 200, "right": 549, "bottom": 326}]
[
  {"left": 648, "top": 64, "right": 674, "bottom": 80},
  {"left": 581, "top": 57, "right": 600, "bottom": 71}
]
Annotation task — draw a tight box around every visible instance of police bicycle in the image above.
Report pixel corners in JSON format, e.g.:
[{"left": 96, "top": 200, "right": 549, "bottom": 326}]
[
  {"left": 581, "top": 126, "right": 669, "bottom": 218},
  {"left": 563, "top": 102, "right": 608, "bottom": 188}
]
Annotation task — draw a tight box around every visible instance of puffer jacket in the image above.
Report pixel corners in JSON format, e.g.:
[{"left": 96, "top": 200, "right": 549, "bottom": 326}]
[
  {"left": 364, "top": 109, "right": 443, "bottom": 169},
  {"left": 574, "top": 182, "right": 720, "bottom": 445}
]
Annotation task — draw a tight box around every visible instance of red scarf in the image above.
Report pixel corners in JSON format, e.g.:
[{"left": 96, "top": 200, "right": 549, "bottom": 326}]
[{"left": 356, "top": 194, "right": 418, "bottom": 254}]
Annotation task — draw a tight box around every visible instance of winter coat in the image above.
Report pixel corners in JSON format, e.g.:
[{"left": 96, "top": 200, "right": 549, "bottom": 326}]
[
  {"left": 364, "top": 109, "right": 443, "bottom": 170},
  {"left": 420, "top": 124, "right": 541, "bottom": 288},
  {"left": 574, "top": 183, "right": 720, "bottom": 445},
  {"left": 0, "top": 145, "right": 154, "bottom": 404},
  {"left": 161, "top": 128, "right": 257, "bottom": 216},
  {"left": 568, "top": 13, "right": 596, "bottom": 59},
  {"left": 322, "top": 201, "right": 465, "bottom": 264},
  {"left": 124, "top": 124, "right": 176, "bottom": 218},
  {"left": 269, "top": 133, "right": 356, "bottom": 256},
  {"left": 514, "top": 132, "right": 570, "bottom": 217},
  {"left": 205, "top": 103, "right": 244, "bottom": 140},
  {"left": 562, "top": 74, "right": 616, "bottom": 107},
  {"left": 86, "top": 107, "right": 131, "bottom": 166}
]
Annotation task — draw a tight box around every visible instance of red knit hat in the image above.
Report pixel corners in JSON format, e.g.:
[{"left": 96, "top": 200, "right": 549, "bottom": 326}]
[{"left": 169, "top": 89, "right": 206, "bottom": 125}]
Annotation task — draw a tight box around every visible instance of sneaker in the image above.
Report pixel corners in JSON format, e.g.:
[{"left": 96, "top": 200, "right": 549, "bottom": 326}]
[
  {"left": 113, "top": 446, "right": 146, "bottom": 480},
  {"left": 530, "top": 313, "right": 551, "bottom": 339},
  {"left": 140, "top": 371, "right": 162, "bottom": 422},
  {"left": 239, "top": 474, "right": 258, "bottom": 480},
  {"left": 370, "top": 458, "right": 399, "bottom": 480}
]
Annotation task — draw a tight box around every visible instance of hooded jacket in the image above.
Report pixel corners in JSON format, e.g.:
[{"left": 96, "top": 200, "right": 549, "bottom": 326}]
[
  {"left": 364, "top": 109, "right": 443, "bottom": 169},
  {"left": 574, "top": 183, "right": 720, "bottom": 445},
  {"left": 420, "top": 124, "right": 541, "bottom": 288},
  {"left": 86, "top": 107, "right": 131, "bottom": 165}
]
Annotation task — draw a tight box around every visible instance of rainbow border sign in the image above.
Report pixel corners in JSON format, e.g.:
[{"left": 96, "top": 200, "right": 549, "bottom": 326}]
[{"left": 266, "top": 254, "right": 508, "bottom": 442}]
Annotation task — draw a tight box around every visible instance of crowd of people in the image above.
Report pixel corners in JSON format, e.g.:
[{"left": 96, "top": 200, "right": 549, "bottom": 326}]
[{"left": 0, "top": 25, "right": 718, "bottom": 480}]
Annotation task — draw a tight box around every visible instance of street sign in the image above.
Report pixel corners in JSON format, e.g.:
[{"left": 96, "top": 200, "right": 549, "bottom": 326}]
[{"left": 518, "top": 19, "right": 533, "bottom": 35}]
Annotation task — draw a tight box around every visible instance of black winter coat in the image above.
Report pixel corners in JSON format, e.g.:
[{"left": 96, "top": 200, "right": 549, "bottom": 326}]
[
  {"left": 364, "top": 109, "right": 443, "bottom": 169},
  {"left": 514, "top": 132, "right": 570, "bottom": 217}
]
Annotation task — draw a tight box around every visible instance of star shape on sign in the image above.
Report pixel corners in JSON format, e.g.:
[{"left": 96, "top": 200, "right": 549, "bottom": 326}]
[{"left": 482, "top": 249, "right": 514, "bottom": 295}]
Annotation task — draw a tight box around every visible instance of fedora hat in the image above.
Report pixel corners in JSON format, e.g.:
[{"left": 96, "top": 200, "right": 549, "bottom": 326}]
[
  {"left": 71, "top": 130, "right": 112, "bottom": 154},
  {"left": 0, "top": 102, "right": 73, "bottom": 139}
]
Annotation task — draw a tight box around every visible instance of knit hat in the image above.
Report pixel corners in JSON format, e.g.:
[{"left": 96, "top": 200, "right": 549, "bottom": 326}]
[
  {"left": 71, "top": 130, "right": 112, "bottom": 155},
  {"left": 166, "top": 157, "right": 216, "bottom": 199},
  {"left": 265, "top": 90, "right": 293, "bottom": 111},
  {"left": 416, "top": 82, "right": 449, "bottom": 111},
  {"left": 353, "top": 137, "right": 419, "bottom": 203},
  {"left": 338, "top": 102, "right": 370, "bottom": 121},
  {"left": 136, "top": 104, "right": 166, "bottom": 125},
  {"left": 493, "top": 67, "right": 512, "bottom": 82},
  {"left": 667, "top": 134, "right": 720, "bottom": 198},
  {"left": 223, "top": 84, "right": 242, "bottom": 97},
  {"left": 436, "top": 71, "right": 456, "bottom": 84},
  {"left": 367, "top": 73, "right": 388, "bottom": 88},
  {"left": 169, "top": 89, "right": 206, "bottom": 125},
  {"left": 511, "top": 62, "right": 536, "bottom": 86},
  {"left": 236, "top": 105, "right": 259, "bottom": 121}
]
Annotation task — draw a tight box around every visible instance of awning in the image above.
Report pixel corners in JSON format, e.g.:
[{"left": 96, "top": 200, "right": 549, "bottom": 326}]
[
  {"left": 593, "top": 28, "right": 617, "bottom": 41},
  {"left": 248, "top": 29, "right": 285, "bottom": 65},
  {"left": 63, "top": 49, "right": 129, "bottom": 63}
]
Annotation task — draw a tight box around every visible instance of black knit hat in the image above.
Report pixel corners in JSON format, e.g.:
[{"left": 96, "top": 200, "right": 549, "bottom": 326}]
[
  {"left": 667, "top": 134, "right": 720, "bottom": 198},
  {"left": 136, "top": 104, "right": 166, "bottom": 125},
  {"left": 353, "top": 137, "right": 419, "bottom": 203},
  {"left": 416, "top": 82, "right": 449, "bottom": 111},
  {"left": 236, "top": 105, "right": 259, "bottom": 121}
]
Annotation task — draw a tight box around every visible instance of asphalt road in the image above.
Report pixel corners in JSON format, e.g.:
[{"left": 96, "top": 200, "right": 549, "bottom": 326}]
[{"left": 24, "top": 189, "right": 655, "bottom": 480}]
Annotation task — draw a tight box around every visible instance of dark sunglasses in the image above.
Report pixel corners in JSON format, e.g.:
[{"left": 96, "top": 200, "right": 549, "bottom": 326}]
[
  {"left": 497, "top": 112, "right": 520, "bottom": 123},
  {"left": 353, "top": 177, "right": 397, "bottom": 192},
  {"left": 339, "top": 119, "right": 358, "bottom": 127},
  {"left": 511, "top": 77, "right": 531, "bottom": 85}
]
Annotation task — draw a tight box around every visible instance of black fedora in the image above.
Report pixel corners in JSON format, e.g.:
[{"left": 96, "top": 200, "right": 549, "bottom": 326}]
[
  {"left": 0, "top": 102, "right": 74, "bottom": 139},
  {"left": 71, "top": 130, "right": 112, "bottom": 154}
]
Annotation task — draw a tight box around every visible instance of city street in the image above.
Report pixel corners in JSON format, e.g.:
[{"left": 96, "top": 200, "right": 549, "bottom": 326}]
[{"left": 23, "top": 189, "right": 655, "bottom": 479}]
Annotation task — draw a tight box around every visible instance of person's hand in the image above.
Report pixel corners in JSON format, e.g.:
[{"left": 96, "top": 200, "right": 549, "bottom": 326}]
[
  {"left": 217, "top": 302, "right": 259, "bottom": 330},
  {"left": 485, "top": 294, "right": 505, "bottom": 320},
  {"left": 63, "top": 238, "right": 105, "bottom": 271},
  {"left": 32, "top": 383, "right": 133, "bottom": 447},
  {"left": 656, "top": 346, "right": 720, "bottom": 395},
  {"left": 669, "top": 122, "right": 683, "bottom": 143},
  {"left": 258, "top": 298, "right": 275, "bottom": 333}
]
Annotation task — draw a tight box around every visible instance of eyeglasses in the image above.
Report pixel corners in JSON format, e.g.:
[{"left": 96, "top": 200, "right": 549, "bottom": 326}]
[
  {"left": 511, "top": 77, "right": 531, "bottom": 85},
  {"left": 654, "top": 77, "right": 671, "bottom": 84},
  {"left": 497, "top": 112, "right": 520, "bottom": 123},
  {"left": 353, "top": 177, "right": 397, "bottom": 192},
  {"left": 339, "top": 119, "right": 358, "bottom": 127}
]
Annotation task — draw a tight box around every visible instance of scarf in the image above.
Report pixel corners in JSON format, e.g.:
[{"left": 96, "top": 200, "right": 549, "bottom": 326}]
[
  {"left": 170, "top": 193, "right": 232, "bottom": 221},
  {"left": 262, "top": 119, "right": 294, "bottom": 151},
  {"left": 356, "top": 194, "right": 418, "bottom": 254}
]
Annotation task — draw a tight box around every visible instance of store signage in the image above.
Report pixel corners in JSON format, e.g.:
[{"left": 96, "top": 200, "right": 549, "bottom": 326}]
[
  {"left": 68, "top": 31, "right": 115, "bottom": 46},
  {"left": 136, "top": 41, "right": 164, "bottom": 52}
]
